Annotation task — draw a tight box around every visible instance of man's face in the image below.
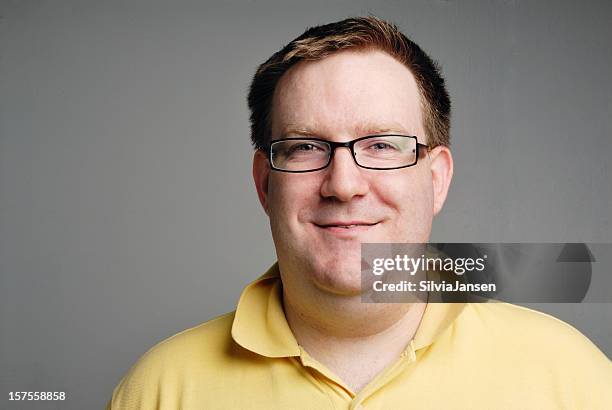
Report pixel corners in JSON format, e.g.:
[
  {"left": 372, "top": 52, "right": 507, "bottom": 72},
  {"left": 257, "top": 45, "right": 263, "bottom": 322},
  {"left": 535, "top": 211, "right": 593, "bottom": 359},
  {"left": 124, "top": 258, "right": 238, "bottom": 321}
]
[{"left": 253, "top": 49, "right": 452, "bottom": 296}]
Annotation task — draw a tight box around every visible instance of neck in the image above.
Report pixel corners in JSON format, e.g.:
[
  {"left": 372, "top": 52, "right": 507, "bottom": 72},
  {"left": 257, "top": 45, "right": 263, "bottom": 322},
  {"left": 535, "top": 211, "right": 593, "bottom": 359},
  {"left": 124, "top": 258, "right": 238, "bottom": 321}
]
[{"left": 282, "top": 285, "right": 427, "bottom": 393}]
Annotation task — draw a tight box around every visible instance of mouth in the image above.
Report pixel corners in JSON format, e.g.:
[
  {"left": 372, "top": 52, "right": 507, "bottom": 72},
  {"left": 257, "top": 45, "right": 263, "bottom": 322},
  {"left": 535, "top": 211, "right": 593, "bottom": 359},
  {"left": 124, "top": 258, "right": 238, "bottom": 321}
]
[{"left": 313, "top": 221, "right": 380, "bottom": 234}]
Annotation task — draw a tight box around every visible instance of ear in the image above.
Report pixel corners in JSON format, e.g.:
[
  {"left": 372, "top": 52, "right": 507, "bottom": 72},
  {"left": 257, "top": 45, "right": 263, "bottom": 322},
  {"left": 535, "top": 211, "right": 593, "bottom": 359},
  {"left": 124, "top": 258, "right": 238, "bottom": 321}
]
[
  {"left": 253, "top": 149, "right": 271, "bottom": 215},
  {"left": 428, "top": 145, "right": 454, "bottom": 216}
]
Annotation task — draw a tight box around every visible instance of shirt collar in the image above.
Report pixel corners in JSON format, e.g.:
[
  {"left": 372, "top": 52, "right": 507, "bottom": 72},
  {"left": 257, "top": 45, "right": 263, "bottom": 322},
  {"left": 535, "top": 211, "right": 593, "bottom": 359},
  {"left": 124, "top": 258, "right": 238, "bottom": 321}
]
[
  {"left": 231, "top": 262, "right": 466, "bottom": 357},
  {"left": 231, "top": 263, "right": 300, "bottom": 357},
  {"left": 412, "top": 301, "right": 466, "bottom": 350},
  {"left": 412, "top": 268, "right": 468, "bottom": 350}
]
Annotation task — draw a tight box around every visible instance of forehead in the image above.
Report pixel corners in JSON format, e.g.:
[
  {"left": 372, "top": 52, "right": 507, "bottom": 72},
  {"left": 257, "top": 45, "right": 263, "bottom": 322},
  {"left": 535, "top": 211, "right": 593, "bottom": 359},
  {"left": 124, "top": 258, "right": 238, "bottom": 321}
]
[{"left": 271, "top": 48, "right": 424, "bottom": 140}]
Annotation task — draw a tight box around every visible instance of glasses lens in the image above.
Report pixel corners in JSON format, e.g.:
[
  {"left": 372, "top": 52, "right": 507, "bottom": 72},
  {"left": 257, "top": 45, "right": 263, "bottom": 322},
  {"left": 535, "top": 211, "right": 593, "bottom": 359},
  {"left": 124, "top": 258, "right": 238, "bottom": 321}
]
[
  {"left": 270, "top": 139, "right": 331, "bottom": 171},
  {"left": 354, "top": 136, "right": 418, "bottom": 169}
]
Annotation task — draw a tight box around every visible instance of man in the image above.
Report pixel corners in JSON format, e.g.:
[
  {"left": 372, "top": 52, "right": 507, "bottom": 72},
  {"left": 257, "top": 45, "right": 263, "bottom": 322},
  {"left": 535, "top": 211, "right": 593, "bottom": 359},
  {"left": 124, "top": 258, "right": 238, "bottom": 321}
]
[{"left": 106, "top": 16, "right": 611, "bottom": 409}]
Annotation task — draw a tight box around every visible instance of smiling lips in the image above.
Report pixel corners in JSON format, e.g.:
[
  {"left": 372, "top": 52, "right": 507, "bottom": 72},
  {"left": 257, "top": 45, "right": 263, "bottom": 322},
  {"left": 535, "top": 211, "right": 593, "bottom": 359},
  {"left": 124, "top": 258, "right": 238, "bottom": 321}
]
[{"left": 314, "top": 221, "right": 379, "bottom": 233}]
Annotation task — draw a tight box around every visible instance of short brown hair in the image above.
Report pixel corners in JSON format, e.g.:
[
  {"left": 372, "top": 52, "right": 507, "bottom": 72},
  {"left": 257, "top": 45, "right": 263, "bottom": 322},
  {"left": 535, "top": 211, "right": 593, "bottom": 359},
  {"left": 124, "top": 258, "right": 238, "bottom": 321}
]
[{"left": 247, "top": 16, "right": 451, "bottom": 150}]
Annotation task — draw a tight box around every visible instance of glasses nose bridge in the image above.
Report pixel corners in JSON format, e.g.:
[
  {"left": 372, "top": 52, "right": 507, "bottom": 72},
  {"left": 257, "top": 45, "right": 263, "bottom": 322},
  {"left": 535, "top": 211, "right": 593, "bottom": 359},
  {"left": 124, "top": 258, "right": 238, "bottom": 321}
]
[{"left": 328, "top": 140, "right": 356, "bottom": 163}]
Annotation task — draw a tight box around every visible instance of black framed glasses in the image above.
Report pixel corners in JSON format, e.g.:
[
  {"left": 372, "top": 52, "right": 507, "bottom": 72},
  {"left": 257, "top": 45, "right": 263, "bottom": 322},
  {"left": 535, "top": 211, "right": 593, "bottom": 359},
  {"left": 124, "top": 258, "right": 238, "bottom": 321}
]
[{"left": 267, "top": 135, "right": 429, "bottom": 173}]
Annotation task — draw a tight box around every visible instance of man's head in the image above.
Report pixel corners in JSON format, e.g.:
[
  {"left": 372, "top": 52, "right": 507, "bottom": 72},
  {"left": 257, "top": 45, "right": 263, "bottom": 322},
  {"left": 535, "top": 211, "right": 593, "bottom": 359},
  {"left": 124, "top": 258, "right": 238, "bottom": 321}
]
[{"left": 250, "top": 17, "right": 453, "bottom": 301}]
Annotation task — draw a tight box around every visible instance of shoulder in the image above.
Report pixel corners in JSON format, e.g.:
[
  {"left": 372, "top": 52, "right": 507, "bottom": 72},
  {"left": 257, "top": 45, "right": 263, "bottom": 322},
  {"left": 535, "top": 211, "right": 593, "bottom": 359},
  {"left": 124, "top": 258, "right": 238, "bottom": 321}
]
[
  {"left": 107, "top": 312, "right": 238, "bottom": 409},
  {"left": 465, "top": 302, "right": 603, "bottom": 349},
  {"left": 139, "top": 311, "right": 236, "bottom": 366},
  {"left": 450, "top": 303, "right": 611, "bottom": 407},
  {"left": 460, "top": 302, "right": 611, "bottom": 376}
]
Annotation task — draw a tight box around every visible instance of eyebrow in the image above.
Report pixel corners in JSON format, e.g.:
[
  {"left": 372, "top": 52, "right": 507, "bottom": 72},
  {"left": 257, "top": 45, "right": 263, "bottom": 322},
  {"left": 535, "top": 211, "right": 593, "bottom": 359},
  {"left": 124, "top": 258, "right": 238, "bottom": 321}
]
[
  {"left": 280, "top": 122, "right": 412, "bottom": 138},
  {"left": 280, "top": 126, "right": 318, "bottom": 137}
]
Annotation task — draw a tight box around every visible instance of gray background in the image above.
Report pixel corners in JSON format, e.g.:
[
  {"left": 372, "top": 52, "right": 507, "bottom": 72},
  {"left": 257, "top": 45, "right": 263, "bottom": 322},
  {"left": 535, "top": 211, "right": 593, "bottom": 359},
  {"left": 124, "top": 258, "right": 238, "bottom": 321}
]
[{"left": 1, "top": 0, "right": 610, "bottom": 408}]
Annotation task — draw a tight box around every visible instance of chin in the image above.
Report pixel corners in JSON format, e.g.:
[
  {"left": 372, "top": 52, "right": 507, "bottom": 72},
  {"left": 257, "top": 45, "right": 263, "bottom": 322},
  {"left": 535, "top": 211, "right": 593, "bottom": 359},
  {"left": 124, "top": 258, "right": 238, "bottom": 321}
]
[{"left": 309, "top": 257, "right": 364, "bottom": 296}]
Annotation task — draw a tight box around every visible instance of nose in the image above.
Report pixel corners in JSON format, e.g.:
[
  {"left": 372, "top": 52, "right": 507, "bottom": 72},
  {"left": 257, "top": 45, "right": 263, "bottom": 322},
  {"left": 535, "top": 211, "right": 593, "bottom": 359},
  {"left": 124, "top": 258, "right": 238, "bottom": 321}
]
[{"left": 320, "top": 147, "right": 369, "bottom": 202}]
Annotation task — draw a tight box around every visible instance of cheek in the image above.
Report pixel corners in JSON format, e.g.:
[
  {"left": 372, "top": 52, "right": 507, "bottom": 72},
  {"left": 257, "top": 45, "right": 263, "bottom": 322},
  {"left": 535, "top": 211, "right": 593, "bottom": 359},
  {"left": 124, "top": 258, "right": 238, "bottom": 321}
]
[
  {"left": 379, "top": 170, "right": 433, "bottom": 208},
  {"left": 376, "top": 172, "right": 434, "bottom": 235},
  {"left": 267, "top": 173, "right": 321, "bottom": 223}
]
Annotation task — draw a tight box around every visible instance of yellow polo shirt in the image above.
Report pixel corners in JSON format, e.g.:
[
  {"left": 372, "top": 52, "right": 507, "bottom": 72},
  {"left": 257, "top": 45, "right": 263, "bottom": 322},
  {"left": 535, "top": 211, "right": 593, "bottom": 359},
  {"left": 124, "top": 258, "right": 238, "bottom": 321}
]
[{"left": 106, "top": 264, "right": 611, "bottom": 409}]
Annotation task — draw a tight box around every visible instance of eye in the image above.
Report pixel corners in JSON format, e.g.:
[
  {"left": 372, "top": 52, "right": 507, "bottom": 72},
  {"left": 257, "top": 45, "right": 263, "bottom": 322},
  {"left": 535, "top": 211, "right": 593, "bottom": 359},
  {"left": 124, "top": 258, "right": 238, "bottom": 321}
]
[
  {"left": 287, "top": 142, "right": 327, "bottom": 155},
  {"left": 368, "top": 141, "right": 398, "bottom": 151},
  {"left": 293, "top": 143, "right": 319, "bottom": 151}
]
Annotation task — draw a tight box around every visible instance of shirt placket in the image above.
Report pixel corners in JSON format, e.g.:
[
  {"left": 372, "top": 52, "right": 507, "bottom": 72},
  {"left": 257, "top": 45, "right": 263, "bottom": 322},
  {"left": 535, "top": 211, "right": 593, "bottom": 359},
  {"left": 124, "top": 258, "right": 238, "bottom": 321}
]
[
  {"left": 297, "top": 341, "right": 419, "bottom": 410},
  {"left": 349, "top": 341, "right": 418, "bottom": 410}
]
